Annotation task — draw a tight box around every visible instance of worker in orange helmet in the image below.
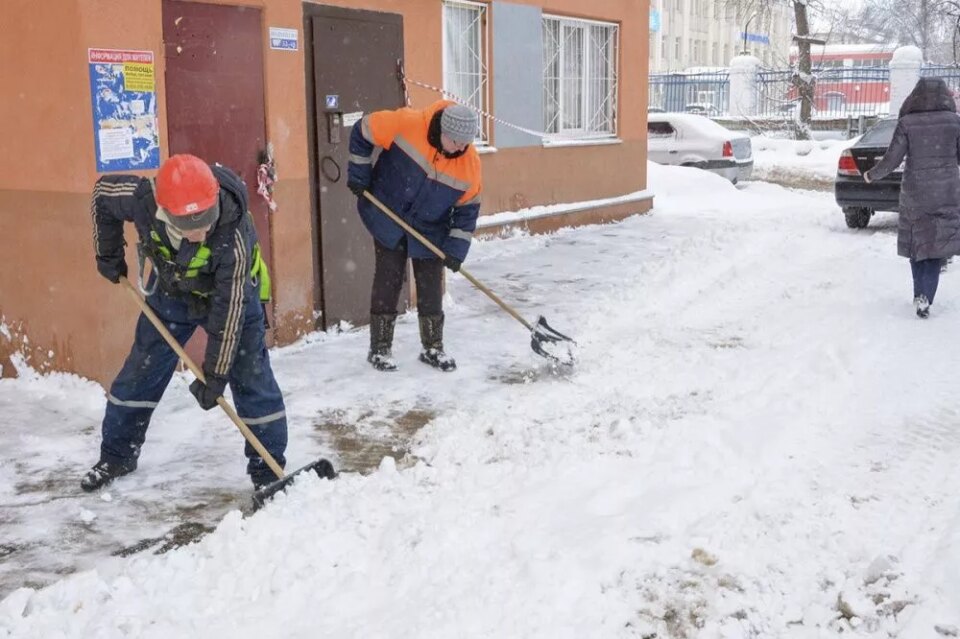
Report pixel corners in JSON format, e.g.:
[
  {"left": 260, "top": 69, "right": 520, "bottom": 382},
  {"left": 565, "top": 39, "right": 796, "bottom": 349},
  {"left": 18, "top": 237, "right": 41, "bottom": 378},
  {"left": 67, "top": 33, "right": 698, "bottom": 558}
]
[{"left": 84, "top": 154, "right": 287, "bottom": 492}]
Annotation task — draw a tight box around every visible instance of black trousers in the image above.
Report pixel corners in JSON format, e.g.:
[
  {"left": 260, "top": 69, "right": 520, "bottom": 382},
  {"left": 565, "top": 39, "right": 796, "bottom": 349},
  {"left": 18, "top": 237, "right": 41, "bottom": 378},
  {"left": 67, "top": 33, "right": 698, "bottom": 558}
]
[
  {"left": 371, "top": 239, "right": 443, "bottom": 316},
  {"left": 911, "top": 258, "right": 943, "bottom": 303}
]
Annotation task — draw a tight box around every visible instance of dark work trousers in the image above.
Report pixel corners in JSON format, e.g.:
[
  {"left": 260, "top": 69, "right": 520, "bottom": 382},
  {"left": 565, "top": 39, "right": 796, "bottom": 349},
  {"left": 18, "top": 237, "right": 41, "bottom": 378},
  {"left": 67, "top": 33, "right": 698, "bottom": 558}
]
[
  {"left": 911, "top": 258, "right": 943, "bottom": 303},
  {"left": 100, "top": 286, "right": 287, "bottom": 485},
  {"left": 371, "top": 238, "right": 443, "bottom": 316}
]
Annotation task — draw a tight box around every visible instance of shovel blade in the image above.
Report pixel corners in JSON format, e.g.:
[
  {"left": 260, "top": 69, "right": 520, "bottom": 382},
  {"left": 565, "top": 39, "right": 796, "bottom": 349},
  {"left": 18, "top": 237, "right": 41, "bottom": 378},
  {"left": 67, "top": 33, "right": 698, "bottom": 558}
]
[
  {"left": 530, "top": 315, "right": 577, "bottom": 366},
  {"left": 251, "top": 458, "right": 337, "bottom": 511}
]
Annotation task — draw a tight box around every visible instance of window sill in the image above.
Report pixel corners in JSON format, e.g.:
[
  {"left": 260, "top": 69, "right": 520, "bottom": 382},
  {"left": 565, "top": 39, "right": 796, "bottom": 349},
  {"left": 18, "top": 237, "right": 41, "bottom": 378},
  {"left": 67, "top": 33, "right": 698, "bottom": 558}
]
[
  {"left": 475, "top": 145, "right": 498, "bottom": 155},
  {"left": 542, "top": 137, "right": 622, "bottom": 149}
]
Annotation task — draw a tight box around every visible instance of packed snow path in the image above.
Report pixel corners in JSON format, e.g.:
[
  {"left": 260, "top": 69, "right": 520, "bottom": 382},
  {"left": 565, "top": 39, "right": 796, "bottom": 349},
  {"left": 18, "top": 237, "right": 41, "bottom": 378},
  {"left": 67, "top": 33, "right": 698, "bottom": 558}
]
[{"left": 1, "top": 164, "right": 959, "bottom": 637}]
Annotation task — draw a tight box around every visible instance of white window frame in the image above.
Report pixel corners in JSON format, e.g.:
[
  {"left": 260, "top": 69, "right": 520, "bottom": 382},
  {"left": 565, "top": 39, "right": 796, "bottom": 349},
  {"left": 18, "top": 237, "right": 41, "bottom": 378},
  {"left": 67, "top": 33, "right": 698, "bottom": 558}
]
[
  {"left": 441, "top": 0, "right": 490, "bottom": 144},
  {"left": 542, "top": 14, "right": 620, "bottom": 140}
]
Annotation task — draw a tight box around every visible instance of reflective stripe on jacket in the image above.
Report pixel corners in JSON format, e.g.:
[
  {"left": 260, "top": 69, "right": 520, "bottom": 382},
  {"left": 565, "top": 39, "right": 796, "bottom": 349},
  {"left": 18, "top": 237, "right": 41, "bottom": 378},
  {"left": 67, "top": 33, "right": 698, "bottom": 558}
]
[{"left": 347, "top": 100, "right": 482, "bottom": 262}]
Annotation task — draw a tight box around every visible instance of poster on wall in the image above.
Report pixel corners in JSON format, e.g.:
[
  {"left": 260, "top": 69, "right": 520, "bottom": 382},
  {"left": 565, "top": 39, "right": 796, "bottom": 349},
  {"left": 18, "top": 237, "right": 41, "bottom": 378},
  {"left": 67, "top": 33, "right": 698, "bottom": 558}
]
[{"left": 88, "top": 48, "right": 160, "bottom": 173}]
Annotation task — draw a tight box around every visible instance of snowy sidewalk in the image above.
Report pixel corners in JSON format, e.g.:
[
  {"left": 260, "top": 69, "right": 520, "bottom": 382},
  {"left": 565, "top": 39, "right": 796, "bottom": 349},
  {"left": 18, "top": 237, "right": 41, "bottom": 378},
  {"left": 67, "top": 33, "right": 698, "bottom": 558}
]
[{"left": 2, "top": 164, "right": 960, "bottom": 638}]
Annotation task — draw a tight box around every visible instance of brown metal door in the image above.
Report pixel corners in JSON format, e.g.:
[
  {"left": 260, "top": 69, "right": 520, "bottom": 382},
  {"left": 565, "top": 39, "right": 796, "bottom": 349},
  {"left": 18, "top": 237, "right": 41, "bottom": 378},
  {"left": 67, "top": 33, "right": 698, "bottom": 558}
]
[
  {"left": 305, "top": 5, "right": 405, "bottom": 329},
  {"left": 162, "top": 1, "right": 272, "bottom": 358}
]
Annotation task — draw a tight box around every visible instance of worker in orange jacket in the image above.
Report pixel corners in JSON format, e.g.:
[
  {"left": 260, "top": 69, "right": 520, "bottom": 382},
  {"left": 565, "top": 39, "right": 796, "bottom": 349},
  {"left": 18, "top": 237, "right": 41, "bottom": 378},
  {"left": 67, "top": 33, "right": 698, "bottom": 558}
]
[{"left": 347, "top": 100, "right": 482, "bottom": 372}]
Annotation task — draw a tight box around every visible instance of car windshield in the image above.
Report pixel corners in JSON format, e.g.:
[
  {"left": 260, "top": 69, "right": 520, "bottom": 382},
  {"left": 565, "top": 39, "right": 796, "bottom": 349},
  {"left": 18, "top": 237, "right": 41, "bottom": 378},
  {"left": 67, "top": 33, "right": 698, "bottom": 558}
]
[{"left": 859, "top": 118, "right": 897, "bottom": 146}]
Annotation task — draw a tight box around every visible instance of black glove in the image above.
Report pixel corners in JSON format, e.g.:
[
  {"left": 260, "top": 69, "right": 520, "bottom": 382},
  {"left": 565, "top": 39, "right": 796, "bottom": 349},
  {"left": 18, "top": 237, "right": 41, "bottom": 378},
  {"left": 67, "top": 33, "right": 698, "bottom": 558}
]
[
  {"left": 189, "top": 374, "right": 227, "bottom": 411},
  {"left": 348, "top": 180, "right": 369, "bottom": 198},
  {"left": 96, "top": 254, "right": 127, "bottom": 284},
  {"left": 443, "top": 255, "right": 462, "bottom": 273}
]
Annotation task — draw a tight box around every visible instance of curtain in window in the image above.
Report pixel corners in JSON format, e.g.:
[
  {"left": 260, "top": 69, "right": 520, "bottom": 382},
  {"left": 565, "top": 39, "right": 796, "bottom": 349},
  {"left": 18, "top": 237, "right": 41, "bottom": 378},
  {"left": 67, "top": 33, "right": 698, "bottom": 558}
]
[
  {"left": 543, "top": 19, "right": 561, "bottom": 134},
  {"left": 543, "top": 17, "right": 618, "bottom": 138},
  {"left": 561, "top": 25, "right": 584, "bottom": 131},
  {"left": 443, "top": 2, "right": 486, "bottom": 139}
]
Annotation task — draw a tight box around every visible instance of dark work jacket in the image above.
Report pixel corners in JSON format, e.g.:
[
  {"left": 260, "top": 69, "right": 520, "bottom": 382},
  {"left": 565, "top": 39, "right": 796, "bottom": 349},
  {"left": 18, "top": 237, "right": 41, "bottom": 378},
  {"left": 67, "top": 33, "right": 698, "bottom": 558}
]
[
  {"left": 91, "top": 165, "right": 256, "bottom": 378},
  {"left": 347, "top": 100, "right": 482, "bottom": 262},
  {"left": 867, "top": 78, "right": 960, "bottom": 260}
]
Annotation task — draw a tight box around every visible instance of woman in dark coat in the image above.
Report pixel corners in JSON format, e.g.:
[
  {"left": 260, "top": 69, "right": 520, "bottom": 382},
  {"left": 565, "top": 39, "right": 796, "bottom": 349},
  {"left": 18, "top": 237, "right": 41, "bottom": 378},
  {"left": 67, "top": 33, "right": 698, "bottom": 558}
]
[{"left": 865, "top": 77, "right": 960, "bottom": 318}]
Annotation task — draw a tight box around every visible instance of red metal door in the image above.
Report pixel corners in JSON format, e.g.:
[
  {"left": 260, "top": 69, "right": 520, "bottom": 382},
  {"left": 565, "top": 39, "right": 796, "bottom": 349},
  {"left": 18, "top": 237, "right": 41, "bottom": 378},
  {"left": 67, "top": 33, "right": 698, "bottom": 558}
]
[
  {"left": 305, "top": 5, "right": 405, "bottom": 329},
  {"left": 162, "top": 1, "right": 271, "bottom": 359}
]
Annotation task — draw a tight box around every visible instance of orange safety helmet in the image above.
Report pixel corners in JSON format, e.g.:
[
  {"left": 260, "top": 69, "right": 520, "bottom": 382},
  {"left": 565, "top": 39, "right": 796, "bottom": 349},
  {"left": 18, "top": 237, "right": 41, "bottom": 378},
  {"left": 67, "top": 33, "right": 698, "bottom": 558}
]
[{"left": 155, "top": 154, "right": 220, "bottom": 229}]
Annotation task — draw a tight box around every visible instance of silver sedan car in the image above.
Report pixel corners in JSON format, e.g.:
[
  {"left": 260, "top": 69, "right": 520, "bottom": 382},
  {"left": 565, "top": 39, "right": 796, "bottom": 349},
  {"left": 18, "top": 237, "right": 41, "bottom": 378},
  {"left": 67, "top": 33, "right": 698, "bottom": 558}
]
[{"left": 647, "top": 113, "right": 753, "bottom": 183}]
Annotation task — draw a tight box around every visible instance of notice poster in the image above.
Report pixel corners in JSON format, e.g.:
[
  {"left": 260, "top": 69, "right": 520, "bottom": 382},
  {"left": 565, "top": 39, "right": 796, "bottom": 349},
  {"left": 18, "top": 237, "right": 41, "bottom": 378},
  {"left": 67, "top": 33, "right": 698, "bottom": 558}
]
[{"left": 88, "top": 49, "right": 160, "bottom": 172}]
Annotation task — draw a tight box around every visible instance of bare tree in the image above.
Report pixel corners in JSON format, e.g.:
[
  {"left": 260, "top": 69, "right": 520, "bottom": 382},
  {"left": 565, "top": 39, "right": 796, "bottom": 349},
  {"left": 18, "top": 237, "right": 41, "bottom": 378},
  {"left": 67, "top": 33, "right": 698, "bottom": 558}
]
[
  {"left": 857, "top": 0, "right": 960, "bottom": 63},
  {"left": 725, "top": 0, "right": 822, "bottom": 139}
]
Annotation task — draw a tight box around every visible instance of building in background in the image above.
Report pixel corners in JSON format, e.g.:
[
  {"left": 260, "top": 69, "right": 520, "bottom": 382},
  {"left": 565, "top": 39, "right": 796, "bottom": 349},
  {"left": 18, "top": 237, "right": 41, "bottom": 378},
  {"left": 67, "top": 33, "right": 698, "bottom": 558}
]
[
  {"left": 789, "top": 42, "right": 896, "bottom": 69},
  {"left": 650, "top": 0, "right": 792, "bottom": 72}
]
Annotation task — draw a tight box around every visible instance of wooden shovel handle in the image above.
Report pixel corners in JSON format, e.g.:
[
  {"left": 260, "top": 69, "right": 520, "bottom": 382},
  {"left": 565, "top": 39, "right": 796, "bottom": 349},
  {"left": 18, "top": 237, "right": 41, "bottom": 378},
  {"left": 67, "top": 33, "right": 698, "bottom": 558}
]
[
  {"left": 361, "top": 191, "right": 533, "bottom": 331},
  {"left": 119, "top": 277, "right": 285, "bottom": 480}
]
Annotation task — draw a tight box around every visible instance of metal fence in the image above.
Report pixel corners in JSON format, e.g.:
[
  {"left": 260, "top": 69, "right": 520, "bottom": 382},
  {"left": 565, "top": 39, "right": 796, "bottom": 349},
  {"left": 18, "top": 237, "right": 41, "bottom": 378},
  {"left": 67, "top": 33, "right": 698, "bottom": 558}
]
[
  {"left": 648, "top": 70, "right": 728, "bottom": 116},
  {"left": 920, "top": 65, "right": 960, "bottom": 95},
  {"left": 649, "top": 67, "right": 893, "bottom": 119}
]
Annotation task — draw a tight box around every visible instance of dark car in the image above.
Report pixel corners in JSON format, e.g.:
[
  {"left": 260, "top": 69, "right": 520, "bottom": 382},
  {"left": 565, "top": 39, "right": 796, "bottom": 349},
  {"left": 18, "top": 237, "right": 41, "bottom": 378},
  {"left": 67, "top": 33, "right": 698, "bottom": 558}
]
[{"left": 835, "top": 116, "right": 903, "bottom": 228}]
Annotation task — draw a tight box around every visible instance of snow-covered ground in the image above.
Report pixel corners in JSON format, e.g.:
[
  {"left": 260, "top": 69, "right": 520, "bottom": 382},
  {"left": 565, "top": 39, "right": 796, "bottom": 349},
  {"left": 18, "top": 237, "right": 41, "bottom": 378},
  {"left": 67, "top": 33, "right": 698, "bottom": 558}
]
[
  {"left": 3, "top": 158, "right": 960, "bottom": 638},
  {"left": 751, "top": 135, "right": 855, "bottom": 189}
]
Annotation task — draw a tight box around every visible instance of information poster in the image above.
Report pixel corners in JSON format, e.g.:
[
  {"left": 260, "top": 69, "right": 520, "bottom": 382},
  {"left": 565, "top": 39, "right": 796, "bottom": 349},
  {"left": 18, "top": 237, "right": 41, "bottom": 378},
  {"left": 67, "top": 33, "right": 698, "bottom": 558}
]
[{"left": 88, "top": 49, "right": 160, "bottom": 172}]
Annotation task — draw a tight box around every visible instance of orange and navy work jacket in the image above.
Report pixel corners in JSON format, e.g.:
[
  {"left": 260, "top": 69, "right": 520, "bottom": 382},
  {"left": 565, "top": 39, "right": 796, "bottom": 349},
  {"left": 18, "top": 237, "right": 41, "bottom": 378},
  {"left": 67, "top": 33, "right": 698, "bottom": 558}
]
[{"left": 348, "top": 100, "right": 482, "bottom": 262}]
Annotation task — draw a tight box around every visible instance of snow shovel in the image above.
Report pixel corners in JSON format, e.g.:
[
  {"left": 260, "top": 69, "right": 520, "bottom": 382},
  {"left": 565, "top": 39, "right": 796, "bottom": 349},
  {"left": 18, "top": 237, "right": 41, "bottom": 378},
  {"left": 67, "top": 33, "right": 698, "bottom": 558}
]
[
  {"left": 119, "top": 277, "right": 336, "bottom": 510},
  {"left": 361, "top": 191, "right": 576, "bottom": 365}
]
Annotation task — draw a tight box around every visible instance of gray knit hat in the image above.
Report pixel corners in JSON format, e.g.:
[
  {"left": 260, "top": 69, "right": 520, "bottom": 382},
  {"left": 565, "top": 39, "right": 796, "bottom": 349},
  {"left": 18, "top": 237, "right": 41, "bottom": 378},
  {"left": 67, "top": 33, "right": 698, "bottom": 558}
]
[{"left": 440, "top": 104, "right": 479, "bottom": 144}]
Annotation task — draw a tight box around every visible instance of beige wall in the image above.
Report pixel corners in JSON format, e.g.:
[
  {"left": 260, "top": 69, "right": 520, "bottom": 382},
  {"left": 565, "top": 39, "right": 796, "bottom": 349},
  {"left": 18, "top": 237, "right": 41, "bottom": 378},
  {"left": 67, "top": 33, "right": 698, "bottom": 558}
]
[{"left": 0, "top": 0, "right": 649, "bottom": 385}]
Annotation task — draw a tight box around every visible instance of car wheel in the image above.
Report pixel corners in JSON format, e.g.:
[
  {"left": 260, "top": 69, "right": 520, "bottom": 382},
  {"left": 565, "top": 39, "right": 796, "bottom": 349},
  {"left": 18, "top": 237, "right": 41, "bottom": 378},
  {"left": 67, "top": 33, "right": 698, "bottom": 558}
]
[{"left": 843, "top": 207, "right": 872, "bottom": 229}]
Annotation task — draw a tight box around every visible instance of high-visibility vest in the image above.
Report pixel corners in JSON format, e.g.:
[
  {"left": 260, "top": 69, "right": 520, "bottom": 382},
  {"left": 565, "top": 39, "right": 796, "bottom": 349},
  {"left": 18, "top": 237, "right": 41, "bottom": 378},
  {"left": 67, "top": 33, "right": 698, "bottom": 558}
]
[{"left": 146, "top": 222, "right": 271, "bottom": 303}]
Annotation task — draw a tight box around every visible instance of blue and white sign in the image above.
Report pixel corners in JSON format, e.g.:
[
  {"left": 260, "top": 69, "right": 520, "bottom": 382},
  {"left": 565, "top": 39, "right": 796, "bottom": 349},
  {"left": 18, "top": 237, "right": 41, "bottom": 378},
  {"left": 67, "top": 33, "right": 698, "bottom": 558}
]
[
  {"left": 649, "top": 9, "right": 661, "bottom": 33},
  {"left": 325, "top": 95, "right": 339, "bottom": 110},
  {"left": 88, "top": 48, "right": 160, "bottom": 173},
  {"left": 742, "top": 32, "right": 771, "bottom": 45},
  {"left": 269, "top": 27, "right": 298, "bottom": 51}
]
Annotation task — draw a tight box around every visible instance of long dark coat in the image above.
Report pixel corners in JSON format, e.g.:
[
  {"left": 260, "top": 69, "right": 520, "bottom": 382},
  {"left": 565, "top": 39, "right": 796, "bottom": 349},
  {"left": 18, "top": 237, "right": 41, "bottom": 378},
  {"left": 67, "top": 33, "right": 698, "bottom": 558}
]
[{"left": 867, "top": 78, "right": 960, "bottom": 260}]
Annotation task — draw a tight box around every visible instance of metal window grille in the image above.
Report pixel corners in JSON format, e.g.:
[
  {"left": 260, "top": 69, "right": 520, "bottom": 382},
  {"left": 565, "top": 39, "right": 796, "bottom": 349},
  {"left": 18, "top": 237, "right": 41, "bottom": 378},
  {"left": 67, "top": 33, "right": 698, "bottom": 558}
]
[
  {"left": 543, "top": 15, "right": 619, "bottom": 138},
  {"left": 442, "top": 0, "right": 489, "bottom": 143}
]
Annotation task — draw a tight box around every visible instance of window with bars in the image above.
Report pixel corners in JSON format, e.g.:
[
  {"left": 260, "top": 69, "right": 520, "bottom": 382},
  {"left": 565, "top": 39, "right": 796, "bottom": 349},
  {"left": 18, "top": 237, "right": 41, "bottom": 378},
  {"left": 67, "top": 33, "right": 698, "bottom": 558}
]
[
  {"left": 542, "top": 16, "right": 619, "bottom": 138},
  {"left": 442, "top": 0, "right": 488, "bottom": 143}
]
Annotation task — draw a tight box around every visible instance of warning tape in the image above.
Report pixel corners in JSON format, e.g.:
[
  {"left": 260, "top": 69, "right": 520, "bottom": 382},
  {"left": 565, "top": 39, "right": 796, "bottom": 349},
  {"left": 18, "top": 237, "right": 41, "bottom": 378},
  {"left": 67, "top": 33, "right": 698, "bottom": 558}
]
[{"left": 398, "top": 62, "right": 549, "bottom": 140}]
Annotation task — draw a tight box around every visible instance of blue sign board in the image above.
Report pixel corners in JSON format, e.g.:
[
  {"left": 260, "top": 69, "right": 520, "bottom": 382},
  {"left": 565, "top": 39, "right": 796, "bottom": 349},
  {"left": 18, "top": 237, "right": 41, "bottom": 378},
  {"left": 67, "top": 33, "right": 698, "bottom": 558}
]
[
  {"left": 269, "top": 27, "right": 298, "bottom": 51},
  {"left": 650, "top": 9, "right": 661, "bottom": 33},
  {"left": 742, "top": 32, "right": 771, "bottom": 45},
  {"left": 88, "top": 48, "right": 160, "bottom": 173}
]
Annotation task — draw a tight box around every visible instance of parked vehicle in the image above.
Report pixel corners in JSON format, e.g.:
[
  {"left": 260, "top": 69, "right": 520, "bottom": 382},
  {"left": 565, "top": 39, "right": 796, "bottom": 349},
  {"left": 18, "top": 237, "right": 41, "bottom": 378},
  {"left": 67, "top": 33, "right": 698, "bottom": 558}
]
[
  {"left": 834, "top": 116, "right": 902, "bottom": 228},
  {"left": 647, "top": 113, "right": 753, "bottom": 183},
  {"left": 684, "top": 103, "right": 722, "bottom": 117}
]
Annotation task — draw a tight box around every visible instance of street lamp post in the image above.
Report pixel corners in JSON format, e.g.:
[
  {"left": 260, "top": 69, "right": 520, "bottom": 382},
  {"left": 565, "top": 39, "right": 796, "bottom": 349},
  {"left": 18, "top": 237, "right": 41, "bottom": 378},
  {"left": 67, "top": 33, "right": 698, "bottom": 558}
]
[{"left": 742, "top": 13, "right": 758, "bottom": 55}]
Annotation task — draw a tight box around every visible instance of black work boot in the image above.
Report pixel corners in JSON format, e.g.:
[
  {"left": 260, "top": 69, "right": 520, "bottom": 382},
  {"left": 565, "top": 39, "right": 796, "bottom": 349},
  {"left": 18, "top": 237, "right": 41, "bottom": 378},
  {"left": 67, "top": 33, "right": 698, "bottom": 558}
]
[
  {"left": 80, "top": 458, "right": 138, "bottom": 492},
  {"left": 418, "top": 314, "right": 457, "bottom": 372},
  {"left": 368, "top": 313, "right": 398, "bottom": 371}
]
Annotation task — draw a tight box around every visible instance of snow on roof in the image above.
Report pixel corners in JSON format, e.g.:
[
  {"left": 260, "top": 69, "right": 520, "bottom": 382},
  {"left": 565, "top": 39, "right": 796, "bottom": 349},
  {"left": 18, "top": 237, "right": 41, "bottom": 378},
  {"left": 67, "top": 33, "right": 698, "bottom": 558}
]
[{"left": 789, "top": 43, "right": 897, "bottom": 56}]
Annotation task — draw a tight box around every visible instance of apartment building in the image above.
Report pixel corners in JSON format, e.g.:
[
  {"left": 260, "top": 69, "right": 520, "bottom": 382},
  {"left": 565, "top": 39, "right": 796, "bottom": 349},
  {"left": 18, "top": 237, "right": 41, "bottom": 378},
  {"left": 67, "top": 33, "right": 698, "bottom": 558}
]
[{"left": 650, "top": 0, "right": 792, "bottom": 72}]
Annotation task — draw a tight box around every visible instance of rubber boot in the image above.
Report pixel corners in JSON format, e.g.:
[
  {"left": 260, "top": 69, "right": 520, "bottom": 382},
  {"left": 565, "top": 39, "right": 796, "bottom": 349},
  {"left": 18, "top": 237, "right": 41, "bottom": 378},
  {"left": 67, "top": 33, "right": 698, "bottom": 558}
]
[
  {"left": 418, "top": 313, "right": 457, "bottom": 372},
  {"left": 368, "top": 313, "right": 398, "bottom": 371}
]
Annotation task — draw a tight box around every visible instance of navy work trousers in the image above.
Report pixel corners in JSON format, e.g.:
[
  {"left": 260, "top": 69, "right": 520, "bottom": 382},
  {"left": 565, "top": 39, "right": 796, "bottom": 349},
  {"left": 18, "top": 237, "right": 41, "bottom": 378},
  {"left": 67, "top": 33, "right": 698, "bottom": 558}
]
[
  {"left": 100, "top": 287, "right": 287, "bottom": 485},
  {"left": 911, "top": 258, "right": 943, "bottom": 303}
]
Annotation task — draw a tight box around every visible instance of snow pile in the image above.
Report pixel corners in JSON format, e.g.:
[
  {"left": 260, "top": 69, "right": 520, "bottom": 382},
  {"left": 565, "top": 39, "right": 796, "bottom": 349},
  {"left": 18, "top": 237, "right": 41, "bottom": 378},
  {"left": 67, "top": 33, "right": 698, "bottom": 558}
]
[{"left": 751, "top": 135, "right": 856, "bottom": 188}]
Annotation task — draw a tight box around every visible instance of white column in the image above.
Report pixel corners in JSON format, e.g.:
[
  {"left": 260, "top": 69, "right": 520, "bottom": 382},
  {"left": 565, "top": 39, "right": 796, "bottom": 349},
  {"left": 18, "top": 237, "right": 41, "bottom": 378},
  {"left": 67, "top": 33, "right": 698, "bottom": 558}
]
[
  {"left": 888, "top": 46, "right": 923, "bottom": 116},
  {"left": 728, "top": 54, "right": 761, "bottom": 117}
]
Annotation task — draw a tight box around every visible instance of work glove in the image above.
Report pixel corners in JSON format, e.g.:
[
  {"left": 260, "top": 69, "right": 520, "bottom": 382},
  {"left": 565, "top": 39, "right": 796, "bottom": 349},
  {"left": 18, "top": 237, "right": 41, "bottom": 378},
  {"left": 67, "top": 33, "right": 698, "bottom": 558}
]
[
  {"left": 189, "top": 373, "right": 228, "bottom": 411},
  {"left": 347, "top": 179, "right": 369, "bottom": 198},
  {"left": 443, "top": 255, "right": 462, "bottom": 273},
  {"left": 96, "top": 254, "right": 127, "bottom": 284}
]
